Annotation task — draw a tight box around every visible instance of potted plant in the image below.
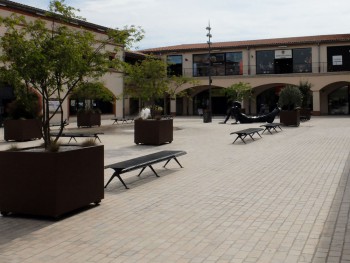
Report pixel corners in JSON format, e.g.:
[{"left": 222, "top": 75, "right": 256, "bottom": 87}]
[
  {"left": 71, "top": 82, "right": 116, "bottom": 127},
  {"left": 124, "top": 56, "right": 174, "bottom": 145},
  {"left": 3, "top": 86, "right": 42, "bottom": 141},
  {"left": 0, "top": 0, "right": 143, "bottom": 218},
  {"left": 134, "top": 107, "right": 173, "bottom": 145},
  {"left": 298, "top": 81, "right": 313, "bottom": 120},
  {"left": 278, "top": 85, "right": 302, "bottom": 126}
]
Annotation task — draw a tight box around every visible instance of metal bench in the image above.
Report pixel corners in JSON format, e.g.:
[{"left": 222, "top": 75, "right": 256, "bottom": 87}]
[
  {"left": 230, "top": 128, "right": 264, "bottom": 144},
  {"left": 49, "top": 119, "right": 69, "bottom": 128},
  {"left": 51, "top": 132, "right": 103, "bottom": 143},
  {"left": 111, "top": 117, "right": 134, "bottom": 124},
  {"left": 260, "top": 123, "right": 282, "bottom": 134},
  {"left": 104, "top": 150, "right": 187, "bottom": 189}
]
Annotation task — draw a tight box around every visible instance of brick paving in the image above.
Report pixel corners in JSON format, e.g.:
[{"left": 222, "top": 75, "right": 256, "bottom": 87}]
[{"left": 0, "top": 116, "right": 349, "bottom": 263}]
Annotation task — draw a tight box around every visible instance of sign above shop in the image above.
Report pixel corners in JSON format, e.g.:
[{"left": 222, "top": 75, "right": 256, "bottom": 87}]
[{"left": 275, "top": 50, "right": 292, "bottom": 59}]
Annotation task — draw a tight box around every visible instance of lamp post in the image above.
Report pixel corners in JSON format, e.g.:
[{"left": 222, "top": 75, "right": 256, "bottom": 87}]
[{"left": 204, "top": 23, "right": 212, "bottom": 123}]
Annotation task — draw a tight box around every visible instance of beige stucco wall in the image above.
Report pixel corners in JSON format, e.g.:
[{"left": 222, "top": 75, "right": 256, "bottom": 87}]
[
  {"left": 166, "top": 41, "right": 350, "bottom": 115},
  {"left": 0, "top": 7, "right": 125, "bottom": 122}
]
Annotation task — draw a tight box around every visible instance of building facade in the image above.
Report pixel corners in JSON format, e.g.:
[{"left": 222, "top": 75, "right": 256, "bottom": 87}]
[
  {"left": 142, "top": 35, "right": 350, "bottom": 116},
  {"left": 0, "top": 0, "right": 124, "bottom": 124}
]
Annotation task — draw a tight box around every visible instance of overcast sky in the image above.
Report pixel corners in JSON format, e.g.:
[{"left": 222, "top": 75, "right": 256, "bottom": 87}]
[{"left": 12, "top": 0, "right": 350, "bottom": 50}]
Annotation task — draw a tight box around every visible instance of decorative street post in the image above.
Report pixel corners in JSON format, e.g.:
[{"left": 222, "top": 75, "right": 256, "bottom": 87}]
[{"left": 204, "top": 23, "right": 212, "bottom": 123}]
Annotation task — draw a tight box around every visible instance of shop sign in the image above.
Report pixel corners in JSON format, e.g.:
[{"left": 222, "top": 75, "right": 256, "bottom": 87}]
[{"left": 275, "top": 50, "right": 292, "bottom": 59}]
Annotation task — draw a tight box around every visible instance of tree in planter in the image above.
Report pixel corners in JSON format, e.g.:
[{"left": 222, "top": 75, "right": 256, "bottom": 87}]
[
  {"left": 124, "top": 56, "right": 168, "bottom": 118},
  {"left": 124, "top": 56, "right": 199, "bottom": 118},
  {"left": 298, "top": 81, "right": 313, "bottom": 109},
  {"left": 6, "top": 84, "right": 41, "bottom": 120},
  {"left": 3, "top": 84, "right": 43, "bottom": 141},
  {"left": 298, "top": 81, "right": 313, "bottom": 120},
  {"left": 70, "top": 82, "right": 116, "bottom": 127},
  {"left": 278, "top": 85, "right": 302, "bottom": 110},
  {"left": 278, "top": 85, "right": 303, "bottom": 126},
  {"left": 0, "top": 0, "right": 144, "bottom": 148}
]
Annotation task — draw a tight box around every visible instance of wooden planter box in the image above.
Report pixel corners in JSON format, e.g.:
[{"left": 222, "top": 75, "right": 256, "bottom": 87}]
[
  {"left": 134, "top": 119, "right": 173, "bottom": 145},
  {"left": 280, "top": 110, "right": 300, "bottom": 126},
  {"left": 0, "top": 145, "right": 104, "bottom": 218},
  {"left": 77, "top": 112, "right": 101, "bottom": 127},
  {"left": 300, "top": 108, "right": 312, "bottom": 120},
  {"left": 4, "top": 119, "right": 42, "bottom": 141}
]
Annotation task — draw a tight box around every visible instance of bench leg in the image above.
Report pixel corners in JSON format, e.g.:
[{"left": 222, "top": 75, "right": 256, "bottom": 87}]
[
  {"left": 105, "top": 172, "right": 129, "bottom": 189},
  {"left": 137, "top": 165, "right": 159, "bottom": 177},
  {"left": 95, "top": 135, "right": 102, "bottom": 143},
  {"left": 248, "top": 134, "right": 255, "bottom": 140},
  {"left": 68, "top": 137, "right": 74, "bottom": 143},
  {"left": 148, "top": 165, "right": 159, "bottom": 177},
  {"left": 163, "top": 157, "right": 183, "bottom": 168},
  {"left": 266, "top": 128, "right": 273, "bottom": 134},
  {"left": 233, "top": 134, "right": 247, "bottom": 144},
  {"left": 137, "top": 167, "right": 147, "bottom": 177}
]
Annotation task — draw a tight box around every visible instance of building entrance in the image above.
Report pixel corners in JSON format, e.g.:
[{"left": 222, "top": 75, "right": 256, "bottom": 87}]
[{"left": 274, "top": 58, "right": 293, "bottom": 74}]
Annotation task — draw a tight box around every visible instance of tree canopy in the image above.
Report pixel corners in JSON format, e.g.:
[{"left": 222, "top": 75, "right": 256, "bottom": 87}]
[{"left": 0, "top": 0, "right": 143, "bottom": 148}]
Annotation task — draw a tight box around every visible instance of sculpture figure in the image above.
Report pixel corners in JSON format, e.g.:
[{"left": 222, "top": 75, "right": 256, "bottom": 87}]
[{"left": 222, "top": 102, "right": 280, "bottom": 124}]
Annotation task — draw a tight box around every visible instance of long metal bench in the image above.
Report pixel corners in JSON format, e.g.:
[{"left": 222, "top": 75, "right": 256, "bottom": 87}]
[
  {"left": 51, "top": 132, "right": 103, "bottom": 143},
  {"left": 260, "top": 123, "right": 282, "bottom": 134},
  {"left": 230, "top": 128, "right": 264, "bottom": 144},
  {"left": 104, "top": 150, "right": 187, "bottom": 189}
]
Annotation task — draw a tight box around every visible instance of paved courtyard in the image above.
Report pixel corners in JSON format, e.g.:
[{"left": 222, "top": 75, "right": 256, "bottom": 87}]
[{"left": 0, "top": 116, "right": 349, "bottom": 263}]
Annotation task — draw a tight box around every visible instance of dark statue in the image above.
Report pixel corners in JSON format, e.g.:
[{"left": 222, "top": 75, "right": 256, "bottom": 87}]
[{"left": 222, "top": 102, "right": 280, "bottom": 124}]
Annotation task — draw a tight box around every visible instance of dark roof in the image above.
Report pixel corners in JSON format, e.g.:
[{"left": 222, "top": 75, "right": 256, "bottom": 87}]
[
  {"left": 140, "top": 34, "right": 350, "bottom": 54},
  {"left": 0, "top": 0, "right": 109, "bottom": 33}
]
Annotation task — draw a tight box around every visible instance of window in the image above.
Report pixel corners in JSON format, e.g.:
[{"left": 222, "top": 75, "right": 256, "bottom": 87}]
[
  {"left": 167, "top": 55, "right": 183, "bottom": 76},
  {"left": 327, "top": 46, "right": 350, "bottom": 72},
  {"left": 193, "top": 52, "right": 243, "bottom": 77},
  {"left": 257, "top": 48, "right": 312, "bottom": 74},
  {"left": 293, "top": 48, "right": 312, "bottom": 73},
  {"left": 226, "top": 52, "right": 242, "bottom": 75},
  {"left": 256, "top": 50, "right": 274, "bottom": 74},
  {"left": 193, "top": 54, "right": 209, "bottom": 76}
]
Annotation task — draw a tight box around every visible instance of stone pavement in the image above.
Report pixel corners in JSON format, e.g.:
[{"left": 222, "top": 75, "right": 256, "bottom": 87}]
[{"left": 0, "top": 116, "right": 349, "bottom": 263}]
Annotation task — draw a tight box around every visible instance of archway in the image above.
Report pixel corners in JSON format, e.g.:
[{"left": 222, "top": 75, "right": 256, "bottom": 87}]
[{"left": 191, "top": 86, "right": 227, "bottom": 116}]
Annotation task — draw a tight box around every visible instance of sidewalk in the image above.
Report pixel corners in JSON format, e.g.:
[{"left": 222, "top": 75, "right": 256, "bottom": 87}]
[{"left": 0, "top": 116, "right": 349, "bottom": 263}]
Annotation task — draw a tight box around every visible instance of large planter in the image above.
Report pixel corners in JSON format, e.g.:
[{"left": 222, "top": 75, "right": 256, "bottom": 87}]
[
  {"left": 0, "top": 145, "right": 104, "bottom": 218},
  {"left": 134, "top": 119, "right": 173, "bottom": 145},
  {"left": 77, "top": 111, "right": 101, "bottom": 127},
  {"left": 4, "top": 119, "right": 42, "bottom": 141},
  {"left": 300, "top": 108, "right": 312, "bottom": 120},
  {"left": 280, "top": 110, "right": 300, "bottom": 126}
]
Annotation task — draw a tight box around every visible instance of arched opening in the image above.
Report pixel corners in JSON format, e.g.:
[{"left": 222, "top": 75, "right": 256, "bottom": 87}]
[
  {"left": 192, "top": 86, "right": 227, "bottom": 116},
  {"left": 328, "top": 85, "right": 350, "bottom": 115}
]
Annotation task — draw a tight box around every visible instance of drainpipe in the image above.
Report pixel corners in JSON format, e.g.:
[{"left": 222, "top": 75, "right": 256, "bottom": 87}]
[
  {"left": 317, "top": 42, "right": 320, "bottom": 73},
  {"left": 247, "top": 46, "right": 250, "bottom": 75}
]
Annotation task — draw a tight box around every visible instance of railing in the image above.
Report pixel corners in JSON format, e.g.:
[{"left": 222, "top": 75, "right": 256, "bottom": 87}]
[{"left": 181, "top": 62, "right": 340, "bottom": 77}]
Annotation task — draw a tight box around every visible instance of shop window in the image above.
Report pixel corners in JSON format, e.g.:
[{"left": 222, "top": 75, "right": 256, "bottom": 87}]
[
  {"left": 256, "top": 50, "right": 275, "bottom": 74},
  {"left": 327, "top": 46, "right": 350, "bottom": 72},
  {"left": 167, "top": 55, "right": 183, "bottom": 76}
]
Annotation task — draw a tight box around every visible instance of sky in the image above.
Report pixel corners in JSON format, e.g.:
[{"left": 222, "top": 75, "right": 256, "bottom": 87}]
[{"left": 12, "top": 0, "right": 350, "bottom": 51}]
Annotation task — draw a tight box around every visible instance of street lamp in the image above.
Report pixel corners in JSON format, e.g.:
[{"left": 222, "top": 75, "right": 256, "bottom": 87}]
[{"left": 204, "top": 23, "right": 212, "bottom": 123}]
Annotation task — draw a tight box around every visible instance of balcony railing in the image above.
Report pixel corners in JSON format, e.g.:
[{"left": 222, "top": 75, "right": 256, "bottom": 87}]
[{"left": 180, "top": 62, "right": 342, "bottom": 77}]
